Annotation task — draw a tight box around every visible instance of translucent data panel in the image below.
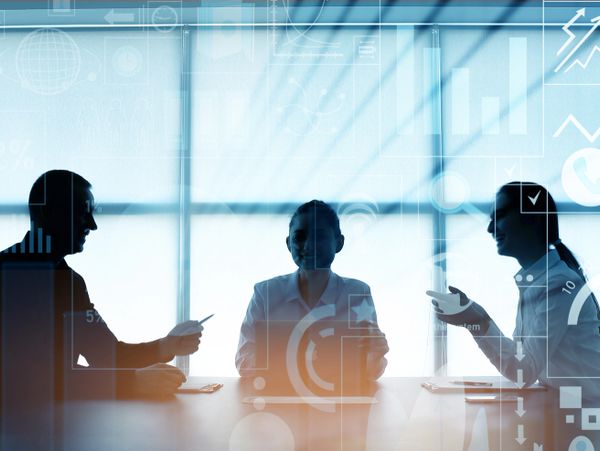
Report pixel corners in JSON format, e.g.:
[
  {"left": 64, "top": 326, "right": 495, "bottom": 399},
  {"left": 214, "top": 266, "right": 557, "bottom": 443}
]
[
  {"left": 191, "top": 26, "right": 433, "bottom": 203},
  {"left": 445, "top": 214, "right": 521, "bottom": 376},
  {"left": 189, "top": 213, "right": 432, "bottom": 376},
  {"left": 441, "top": 156, "right": 559, "bottom": 206},
  {"left": 441, "top": 27, "right": 543, "bottom": 160},
  {"left": 334, "top": 214, "right": 433, "bottom": 376},
  {"left": 0, "top": 29, "right": 180, "bottom": 203},
  {"left": 540, "top": 35, "right": 600, "bottom": 206},
  {"left": 67, "top": 215, "right": 178, "bottom": 345},
  {"left": 560, "top": 215, "right": 600, "bottom": 283}
]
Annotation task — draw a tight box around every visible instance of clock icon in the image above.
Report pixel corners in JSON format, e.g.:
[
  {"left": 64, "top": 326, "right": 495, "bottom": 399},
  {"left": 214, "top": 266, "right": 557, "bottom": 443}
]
[{"left": 112, "top": 46, "right": 143, "bottom": 78}]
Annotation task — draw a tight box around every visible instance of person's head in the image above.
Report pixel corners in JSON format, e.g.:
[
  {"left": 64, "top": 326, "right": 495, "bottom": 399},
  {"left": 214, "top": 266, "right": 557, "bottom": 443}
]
[
  {"left": 286, "top": 200, "right": 344, "bottom": 271},
  {"left": 487, "top": 182, "right": 556, "bottom": 260},
  {"left": 488, "top": 181, "right": 586, "bottom": 277},
  {"left": 28, "top": 170, "right": 97, "bottom": 256}
]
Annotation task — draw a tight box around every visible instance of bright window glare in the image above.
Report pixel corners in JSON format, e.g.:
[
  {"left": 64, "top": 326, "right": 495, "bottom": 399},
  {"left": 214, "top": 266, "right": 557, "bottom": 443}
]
[
  {"left": 0, "top": 29, "right": 181, "bottom": 204},
  {"left": 189, "top": 215, "right": 297, "bottom": 376},
  {"left": 335, "top": 215, "right": 433, "bottom": 376},
  {"left": 445, "top": 214, "right": 521, "bottom": 376},
  {"left": 190, "top": 26, "right": 432, "bottom": 203},
  {"left": 67, "top": 215, "right": 178, "bottom": 345},
  {"left": 0, "top": 215, "right": 30, "bottom": 252}
]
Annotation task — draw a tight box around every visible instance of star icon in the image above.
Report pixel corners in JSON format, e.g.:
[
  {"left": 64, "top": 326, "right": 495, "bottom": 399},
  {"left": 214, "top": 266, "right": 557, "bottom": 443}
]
[{"left": 351, "top": 299, "right": 375, "bottom": 323}]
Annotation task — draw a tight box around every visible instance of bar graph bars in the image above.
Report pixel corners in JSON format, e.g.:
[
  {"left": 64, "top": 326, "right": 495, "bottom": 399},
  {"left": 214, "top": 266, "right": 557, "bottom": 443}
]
[
  {"left": 451, "top": 68, "right": 469, "bottom": 135},
  {"left": 509, "top": 37, "right": 528, "bottom": 135},
  {"left": 449, "top": 36, "right": 528, "bottom": 137},
  {"left": 396, "top": 26, "right": 415, "bottom": 135},
  {"left": 1, "top": 227, "right": 52, "bottom": 254}
]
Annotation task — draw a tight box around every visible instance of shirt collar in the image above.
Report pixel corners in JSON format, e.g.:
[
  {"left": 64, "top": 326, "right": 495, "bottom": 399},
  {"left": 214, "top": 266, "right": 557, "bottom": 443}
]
[
  {"left": 284, "top": 270, "right": 340, "bottom": 305},
  {"left": 514, "top": 249, "right": 561, "bottom": 287}
]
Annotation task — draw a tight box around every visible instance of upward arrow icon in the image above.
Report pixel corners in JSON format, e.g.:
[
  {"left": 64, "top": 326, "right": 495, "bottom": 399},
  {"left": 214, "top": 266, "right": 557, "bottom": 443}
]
[{"left": 558, "top": 8, "right": 586, "bottom": 56}]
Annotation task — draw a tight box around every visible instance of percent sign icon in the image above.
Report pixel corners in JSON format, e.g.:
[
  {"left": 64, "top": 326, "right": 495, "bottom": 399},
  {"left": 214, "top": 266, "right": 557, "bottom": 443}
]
[{"left": 0, "top": 139, "right": 34, "bottom": 171}]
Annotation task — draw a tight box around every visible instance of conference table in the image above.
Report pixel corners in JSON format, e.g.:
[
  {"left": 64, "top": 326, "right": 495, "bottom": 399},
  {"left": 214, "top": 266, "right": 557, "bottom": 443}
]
[{"left": 3, "top": 377, "right": 595, "bottom": 450}]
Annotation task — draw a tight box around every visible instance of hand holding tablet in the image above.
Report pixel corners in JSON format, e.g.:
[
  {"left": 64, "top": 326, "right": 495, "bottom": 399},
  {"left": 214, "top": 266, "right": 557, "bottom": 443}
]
[
  {"left": 426, "top": 287, "right": 491, "bottom": 334},
  {"left": 426, "top": 290, "right": 472, "bottom": 315}
]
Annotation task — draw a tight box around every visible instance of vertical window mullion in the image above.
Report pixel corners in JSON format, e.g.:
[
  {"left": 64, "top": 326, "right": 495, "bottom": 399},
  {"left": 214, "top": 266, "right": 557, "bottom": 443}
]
[
  {"left": 430, "top": 24, "right": 448, "bottom": 376},
  {"left": 176, "top": 25, "right": 193, "bottom": 374}
]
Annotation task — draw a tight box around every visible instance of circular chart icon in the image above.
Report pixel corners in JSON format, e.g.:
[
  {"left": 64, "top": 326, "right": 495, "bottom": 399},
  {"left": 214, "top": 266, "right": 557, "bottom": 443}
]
[
  {"left": 16, "top": 28, "right": 81, "bottom": 95},
  {"left": 562, "top": 147, "right": 600, "bottom": 207},
  {"left": 152, "top": 5, "right": 178, "bottom": 33},
  {"left": 430, "top": 172, "right": 471, "bottom": 213},
  {"left": 112, "top": 46, "right": 143, "bottom": 78}
]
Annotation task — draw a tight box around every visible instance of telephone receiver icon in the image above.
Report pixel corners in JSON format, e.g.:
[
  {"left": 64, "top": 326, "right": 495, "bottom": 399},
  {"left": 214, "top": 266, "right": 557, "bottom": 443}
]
[{"left": 574, "top": 157, "right": 600, "bottom": 195}]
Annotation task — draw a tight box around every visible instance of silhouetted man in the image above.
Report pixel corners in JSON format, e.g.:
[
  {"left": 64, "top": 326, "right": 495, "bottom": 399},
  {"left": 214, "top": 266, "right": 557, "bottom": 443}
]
[{"left": 0, "top": 170, "right": 200, "bottom": 403}]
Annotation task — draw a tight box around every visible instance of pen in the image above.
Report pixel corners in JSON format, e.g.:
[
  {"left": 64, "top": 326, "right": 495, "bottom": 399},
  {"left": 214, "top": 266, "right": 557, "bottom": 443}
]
[
  {"left": 451, "top": 380, "right": 493, "bottom": 387},
  {"left": 199, "top": 314, "right": 215, "bottom": 325}
]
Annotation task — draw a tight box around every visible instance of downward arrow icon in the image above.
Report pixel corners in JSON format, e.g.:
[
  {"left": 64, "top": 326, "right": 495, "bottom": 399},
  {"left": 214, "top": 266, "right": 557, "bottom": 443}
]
[
  {"left": 516, "top": 369, "right": 526, "bottom": 389},
  {"left": 516, "top": 341, "right": 525, "bottom": 361},
  {"left": 516, "top": 424, "right": 526, "bottom": 445},
  {"left": 515, "top": 396, "right": 526, "bottom": 417}
]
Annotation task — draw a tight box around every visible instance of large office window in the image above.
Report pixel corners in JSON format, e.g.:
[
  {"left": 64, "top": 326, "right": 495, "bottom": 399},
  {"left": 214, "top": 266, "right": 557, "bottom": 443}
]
[
  {"left": 0, "top": 29, "right": 181, "bottom": 343},
  {"left": 0, "top": 6, "right": 596, "bottom": 378},
  {"left": 189, "top": 26, "right": 434, "bottom": 376}
]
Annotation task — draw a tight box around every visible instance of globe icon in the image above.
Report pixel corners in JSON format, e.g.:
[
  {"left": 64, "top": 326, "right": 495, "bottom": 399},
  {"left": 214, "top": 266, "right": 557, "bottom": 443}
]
[{"left": 16, "top": 28, "right": 81, "bottom": 95}]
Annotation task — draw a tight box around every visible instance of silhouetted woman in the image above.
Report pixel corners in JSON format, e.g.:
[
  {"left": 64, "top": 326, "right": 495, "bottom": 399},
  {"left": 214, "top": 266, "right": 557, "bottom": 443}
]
[
  {"left": 236, "top": 200, "right": 389, "bottom": 381},
  {"left": 430, "top": 182, "right": 600, "bottom": 400}
]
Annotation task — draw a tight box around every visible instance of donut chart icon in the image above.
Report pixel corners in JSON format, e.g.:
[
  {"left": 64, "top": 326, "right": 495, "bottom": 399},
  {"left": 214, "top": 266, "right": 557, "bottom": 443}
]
[
  {"left": 286, "top": 304, "right": 337, "bottom": 412},
  {"left": 568, "top": 275, "right": 600, "bottom": 325}
]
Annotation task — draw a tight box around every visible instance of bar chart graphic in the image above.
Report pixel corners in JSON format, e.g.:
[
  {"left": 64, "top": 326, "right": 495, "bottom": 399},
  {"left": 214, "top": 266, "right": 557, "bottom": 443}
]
[{"left": 449, "top": 37, "right": 528, "bottom": 137}]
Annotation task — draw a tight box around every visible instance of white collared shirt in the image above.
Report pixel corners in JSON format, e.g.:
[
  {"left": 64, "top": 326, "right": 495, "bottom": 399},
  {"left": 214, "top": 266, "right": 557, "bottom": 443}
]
[
  {"left": 475, "top": 250, "right": 600, "bottom": 399},
  {"left": 235, "top": 270, "right": 385, "bottom": 376}
]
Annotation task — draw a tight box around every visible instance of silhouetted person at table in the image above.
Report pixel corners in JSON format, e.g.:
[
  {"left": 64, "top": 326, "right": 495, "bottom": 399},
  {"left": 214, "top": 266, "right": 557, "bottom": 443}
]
[
  {"left": 0, "top": 170, "right": 202, "bottom": 403},
  {"left": 428, "top": 181, "right": 600, "bottom": 446},
  {"left": 236, "top": 200, "right": 388, "bottom": 391}
]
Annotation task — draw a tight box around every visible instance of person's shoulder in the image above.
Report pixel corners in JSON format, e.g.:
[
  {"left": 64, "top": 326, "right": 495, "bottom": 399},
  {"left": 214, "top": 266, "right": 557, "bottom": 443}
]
[
  {"left": 254, "top": 273, "right": 295, "bottom": 292},
  {"left": 548, "top": 259, "right": 584, "bottom": 288},
  {"left": 334, "top": 273, "right": 371, "bottom": 293},
  {"left": 0, "top": 247, "right": 44, "bottom": 266}
]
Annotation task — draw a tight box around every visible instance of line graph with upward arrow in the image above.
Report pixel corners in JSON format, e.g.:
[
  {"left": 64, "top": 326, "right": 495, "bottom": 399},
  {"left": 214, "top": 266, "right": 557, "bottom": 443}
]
[
  {"left": 557, "top": 8, "right": 585, "bottom": 56},
  {"left": 555, "top": 12, "right": 600, "bottom": 73}
]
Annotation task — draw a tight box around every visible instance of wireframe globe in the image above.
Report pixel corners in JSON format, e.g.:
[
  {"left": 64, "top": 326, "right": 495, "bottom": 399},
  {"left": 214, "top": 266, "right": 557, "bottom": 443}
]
[{"left": 16, "top": 29, "right": 81, "bottom": 95}]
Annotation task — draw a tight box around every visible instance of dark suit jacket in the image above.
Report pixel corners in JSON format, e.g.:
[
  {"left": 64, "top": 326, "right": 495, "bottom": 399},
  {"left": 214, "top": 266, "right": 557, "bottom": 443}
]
[{"left": 0, "top": 232, "right": 173, "bottom": 403}]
